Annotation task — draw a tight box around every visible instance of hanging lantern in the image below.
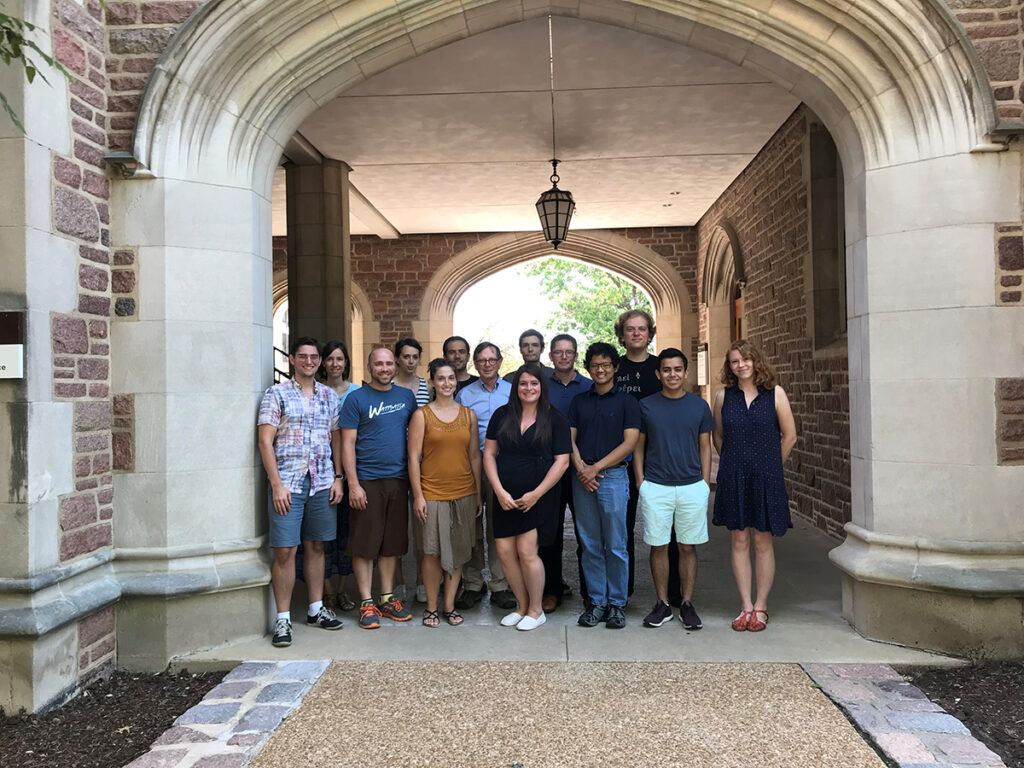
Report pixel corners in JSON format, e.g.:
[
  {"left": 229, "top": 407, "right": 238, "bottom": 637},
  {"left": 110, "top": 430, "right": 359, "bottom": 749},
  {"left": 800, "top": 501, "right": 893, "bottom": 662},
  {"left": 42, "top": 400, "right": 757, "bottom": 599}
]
[{"left": 536, "top": 159, "right": 575, "bottom": 249}]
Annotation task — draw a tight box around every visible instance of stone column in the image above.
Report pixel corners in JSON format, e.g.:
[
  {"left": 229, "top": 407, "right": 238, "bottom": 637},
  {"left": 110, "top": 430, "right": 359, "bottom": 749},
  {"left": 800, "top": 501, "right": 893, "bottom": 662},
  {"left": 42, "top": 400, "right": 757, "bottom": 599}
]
[
  {"left": 832, "top": 148, "right": 1024, "bottom": 657},
  {"left": 285, "top": 159, "right": 352, "bottom": 351},
  {"left": 0, "top": 0, "right": 120, "bottom": 713}
]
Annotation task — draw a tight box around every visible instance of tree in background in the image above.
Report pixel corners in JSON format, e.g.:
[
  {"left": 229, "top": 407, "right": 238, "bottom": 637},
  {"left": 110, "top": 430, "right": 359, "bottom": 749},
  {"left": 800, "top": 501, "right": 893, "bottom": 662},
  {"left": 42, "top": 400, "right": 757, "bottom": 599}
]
[{"left": 523, "top": 257, "right": 653, "bottom": 349}]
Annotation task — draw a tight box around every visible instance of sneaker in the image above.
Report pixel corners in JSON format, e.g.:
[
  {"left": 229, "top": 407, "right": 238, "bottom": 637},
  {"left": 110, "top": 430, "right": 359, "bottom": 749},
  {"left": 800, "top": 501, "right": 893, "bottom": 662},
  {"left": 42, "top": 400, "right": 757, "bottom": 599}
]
[
  {"left": 605, "top": 605, "right": 626, "bottom": 629},
  {"left": 490, "top": 589, "right": 518, "bottom": 610},
  {"left": 416, "top": 584, "right": 428, "bottom": 603},
  {"left": 306, "top": 606, "right": 343, "bottom": 630},
  {"left": 358, "top": 602, "right": 382, "bottom": 630},
  {"left": 680, "top": 601, "right": 703, "bottom": 630},
  {"left": 272, "top": 618, "right": 292, "bottom": 647},
  {"left": 378, "top": 596, "right": 412, "bottom": 622},
  {"left": 643, "top": 600, "right": 674, "bottom": 628},
  {"left": 577, "top": 604, "right": 607, "bottom": 628}
]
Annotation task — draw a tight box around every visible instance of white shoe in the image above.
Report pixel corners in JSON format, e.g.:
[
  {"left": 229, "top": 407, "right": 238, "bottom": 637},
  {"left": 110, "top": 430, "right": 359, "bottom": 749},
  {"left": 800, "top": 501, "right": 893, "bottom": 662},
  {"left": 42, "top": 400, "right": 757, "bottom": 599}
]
[
  {"left": 416, "top": 584, "right": 427, "bottom": 603},
  {"left": 500, "top": 611, "right": 524, "bottom": 627},
  {"left": 516, "top": 613, "right": 546, "bottom": 631}
]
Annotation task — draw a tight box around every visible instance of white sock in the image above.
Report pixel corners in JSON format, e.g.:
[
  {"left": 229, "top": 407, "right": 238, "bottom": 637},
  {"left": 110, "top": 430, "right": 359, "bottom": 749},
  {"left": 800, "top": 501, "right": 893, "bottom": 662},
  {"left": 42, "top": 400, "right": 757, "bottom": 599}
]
[
  {"left": 277, "top": 611, "right": 290, "bottom": 622},
  {"left": 308, "top": 601, "right": 323, "bottom": 617}
]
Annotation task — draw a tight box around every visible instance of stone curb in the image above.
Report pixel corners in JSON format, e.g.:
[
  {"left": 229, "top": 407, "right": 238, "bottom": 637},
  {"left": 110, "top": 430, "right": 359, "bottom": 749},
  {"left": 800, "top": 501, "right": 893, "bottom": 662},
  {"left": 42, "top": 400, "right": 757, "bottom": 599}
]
[
  {"left": 802, "top": 663, "right": 1006, "bottom": 768},
  {"left": 124, "top": 660, "right": 331, "bottom": 768}
]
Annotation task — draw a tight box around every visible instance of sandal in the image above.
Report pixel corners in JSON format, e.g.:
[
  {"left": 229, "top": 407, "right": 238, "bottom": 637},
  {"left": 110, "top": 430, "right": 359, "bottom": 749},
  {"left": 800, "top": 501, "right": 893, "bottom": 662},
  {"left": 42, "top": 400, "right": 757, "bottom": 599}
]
[
  {"left": 731, "top": 610, "right": 753, "bottom": 631},
  {"left": 443, "top": 609, "right": 464, "bottom": 626},
  {"left": 422, "top": 609, "right": 440, "bottom": 628},
  {"left": 337, "top": 593, "right": 356, "bottom": 612},
  {"left": 748, "top": 609, "right": 769, "bottom": 632}
]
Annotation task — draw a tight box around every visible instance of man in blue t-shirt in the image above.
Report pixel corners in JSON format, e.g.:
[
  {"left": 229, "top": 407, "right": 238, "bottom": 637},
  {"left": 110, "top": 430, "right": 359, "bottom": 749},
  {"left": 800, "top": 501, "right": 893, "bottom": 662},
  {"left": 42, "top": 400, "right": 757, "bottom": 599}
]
[
  {"left": 635, "top": 348, "right": 714, "bottom": 631},
  {"left": 340, "top": 347, "right": 417, "bottom": 629}
]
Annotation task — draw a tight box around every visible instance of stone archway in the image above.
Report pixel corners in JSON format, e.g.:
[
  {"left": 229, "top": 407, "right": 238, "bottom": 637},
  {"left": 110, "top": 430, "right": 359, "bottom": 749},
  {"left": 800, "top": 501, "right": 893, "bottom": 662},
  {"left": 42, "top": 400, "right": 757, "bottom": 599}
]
[
  {"left": 415, "top": 230, "right": 695, "bottom": 374},
  {"left": 700, "top": 221, "right": 744, "bottom": 404},
  {"left": 107, "top": 0, "right": 1024, "bottom": 662}
]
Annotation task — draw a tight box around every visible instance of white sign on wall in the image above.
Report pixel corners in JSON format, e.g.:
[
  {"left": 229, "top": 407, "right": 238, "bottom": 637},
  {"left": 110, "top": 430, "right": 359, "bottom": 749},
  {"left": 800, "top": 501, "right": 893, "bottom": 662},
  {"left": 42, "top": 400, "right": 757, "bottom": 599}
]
[{"left": 697, "top": 344, "right": 708, "bottom": 386}]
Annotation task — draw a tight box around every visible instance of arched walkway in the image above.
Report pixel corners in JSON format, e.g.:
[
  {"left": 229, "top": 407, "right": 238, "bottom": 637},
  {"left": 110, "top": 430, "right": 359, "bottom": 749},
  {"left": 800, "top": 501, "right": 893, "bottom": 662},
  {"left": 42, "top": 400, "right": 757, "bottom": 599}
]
[
  {"left": 108, "top": 0, "right": 1024, "bottom": 663},
  {"left": 417, "top": 230, "right": 695, "bottom": 364}
]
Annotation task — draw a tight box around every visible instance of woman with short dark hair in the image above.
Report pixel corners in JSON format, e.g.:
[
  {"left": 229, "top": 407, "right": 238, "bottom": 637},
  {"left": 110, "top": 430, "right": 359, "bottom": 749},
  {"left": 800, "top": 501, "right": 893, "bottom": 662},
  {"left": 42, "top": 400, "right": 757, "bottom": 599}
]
[{"left": 483, "top": 363, "right": 571, "bottom": 631}]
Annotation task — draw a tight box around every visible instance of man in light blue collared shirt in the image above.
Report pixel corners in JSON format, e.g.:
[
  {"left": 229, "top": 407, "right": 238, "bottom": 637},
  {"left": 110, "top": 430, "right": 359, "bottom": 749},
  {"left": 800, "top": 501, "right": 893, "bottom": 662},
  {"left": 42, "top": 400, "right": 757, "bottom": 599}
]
[{"left": 454, "top": 341, "right": 515, "bottom": 609}]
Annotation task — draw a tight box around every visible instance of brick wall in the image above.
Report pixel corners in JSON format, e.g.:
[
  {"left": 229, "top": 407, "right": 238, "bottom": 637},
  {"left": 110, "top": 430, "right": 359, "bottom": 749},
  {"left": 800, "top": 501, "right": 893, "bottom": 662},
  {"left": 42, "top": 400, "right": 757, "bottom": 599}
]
[
  {"left": 48, "top": 0, "right": 118, "bottom": 683},
  {"left": 103, "top": 1, "right": 203, "bottom": 152},
  {"left": 696, "top": 107, "right": 851, "bottom": 538},
  {"left": 950, "top": 0, "right": 1024, "bottom": 123}
]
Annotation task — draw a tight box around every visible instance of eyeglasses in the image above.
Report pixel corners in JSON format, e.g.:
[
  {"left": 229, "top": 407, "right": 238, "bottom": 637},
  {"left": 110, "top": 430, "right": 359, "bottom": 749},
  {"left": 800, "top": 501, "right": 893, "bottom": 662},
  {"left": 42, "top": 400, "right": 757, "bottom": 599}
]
[
  {"left": 589, "top": 362, "right": 614, "bottom": 371},
  {"left": 294, "top": 354, "right": 321, "bottom": 362},
  {"left": 475, "top": 358, "right": 501, "bottom": 366},
  {"left": 550, "top": 349, "right": 576, "bottom": 357}
]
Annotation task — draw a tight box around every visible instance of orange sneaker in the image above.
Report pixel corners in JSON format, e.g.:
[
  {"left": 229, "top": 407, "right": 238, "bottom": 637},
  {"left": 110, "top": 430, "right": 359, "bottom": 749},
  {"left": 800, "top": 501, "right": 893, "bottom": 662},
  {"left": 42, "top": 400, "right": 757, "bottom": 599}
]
[{"left": 358, "top": 602, "right": 382, "bottom": 629}]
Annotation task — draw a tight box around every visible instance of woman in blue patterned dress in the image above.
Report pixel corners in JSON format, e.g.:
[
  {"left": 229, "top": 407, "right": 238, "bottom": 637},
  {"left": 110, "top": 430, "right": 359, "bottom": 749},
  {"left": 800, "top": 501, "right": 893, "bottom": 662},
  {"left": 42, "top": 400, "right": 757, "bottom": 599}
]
[{"left": 712, "top": 339, "right": 797, "bottom": 632}]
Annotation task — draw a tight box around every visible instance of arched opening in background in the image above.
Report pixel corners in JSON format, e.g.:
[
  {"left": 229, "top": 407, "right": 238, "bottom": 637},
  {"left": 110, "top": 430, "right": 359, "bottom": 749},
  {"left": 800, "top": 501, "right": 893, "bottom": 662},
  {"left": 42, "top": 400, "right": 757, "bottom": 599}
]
[{"left": 452, "top": 256, "right": 654, "bottom": 377}]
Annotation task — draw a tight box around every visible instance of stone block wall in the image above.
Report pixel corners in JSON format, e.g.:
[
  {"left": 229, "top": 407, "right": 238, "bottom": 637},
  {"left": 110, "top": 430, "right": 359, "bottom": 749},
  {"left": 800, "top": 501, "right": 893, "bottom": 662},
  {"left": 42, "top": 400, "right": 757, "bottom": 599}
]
[
  {"left": 48, "top": 0, "right": 117, "bottom": 681},
  {"left": 696, "top": 108, "right": 851, "bottom": 538},
  {"left": 997, "top": 378, "right": 1024, "bottom": 464}
]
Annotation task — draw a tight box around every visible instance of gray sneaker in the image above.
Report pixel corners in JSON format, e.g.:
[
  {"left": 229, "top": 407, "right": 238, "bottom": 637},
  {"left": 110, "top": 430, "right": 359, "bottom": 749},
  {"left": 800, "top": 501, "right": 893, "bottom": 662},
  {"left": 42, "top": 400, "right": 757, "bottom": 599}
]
[
  {"left": 605, "top": 605, "right": 626, "bottom": 629},
  {"left": 577, "top": 604, "right": 607, "bottom": 628}
]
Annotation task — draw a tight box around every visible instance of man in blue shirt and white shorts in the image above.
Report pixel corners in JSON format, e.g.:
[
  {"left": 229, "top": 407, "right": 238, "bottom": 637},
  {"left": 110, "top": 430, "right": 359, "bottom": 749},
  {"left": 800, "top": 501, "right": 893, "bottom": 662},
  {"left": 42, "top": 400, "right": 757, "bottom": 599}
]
[{"left": 635, "top": 348, "right": 714, "bottom": 630}]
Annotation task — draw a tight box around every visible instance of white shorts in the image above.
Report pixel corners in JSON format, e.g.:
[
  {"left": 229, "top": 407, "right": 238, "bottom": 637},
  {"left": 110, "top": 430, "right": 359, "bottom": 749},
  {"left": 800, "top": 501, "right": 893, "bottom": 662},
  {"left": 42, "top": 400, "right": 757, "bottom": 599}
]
[{"left": 639, "top": 479, "right": 710, "bottom": 546}]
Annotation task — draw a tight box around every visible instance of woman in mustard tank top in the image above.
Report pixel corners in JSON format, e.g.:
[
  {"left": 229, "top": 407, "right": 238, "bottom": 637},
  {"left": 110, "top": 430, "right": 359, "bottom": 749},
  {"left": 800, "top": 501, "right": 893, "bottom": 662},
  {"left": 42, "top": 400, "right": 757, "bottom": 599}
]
[{"left": 408, "top": 358, "right": 482, "bottom": 626}]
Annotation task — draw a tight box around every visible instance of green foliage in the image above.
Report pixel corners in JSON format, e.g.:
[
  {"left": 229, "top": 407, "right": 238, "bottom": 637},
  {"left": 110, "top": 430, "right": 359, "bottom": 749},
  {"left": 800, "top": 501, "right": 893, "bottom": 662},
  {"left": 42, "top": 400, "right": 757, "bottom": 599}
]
[
  {"left": 523, "top": 257, "right": 653, "bottom": 348},
  {"left": 0, "top": 8, "right": 74, "bottom": 132}
]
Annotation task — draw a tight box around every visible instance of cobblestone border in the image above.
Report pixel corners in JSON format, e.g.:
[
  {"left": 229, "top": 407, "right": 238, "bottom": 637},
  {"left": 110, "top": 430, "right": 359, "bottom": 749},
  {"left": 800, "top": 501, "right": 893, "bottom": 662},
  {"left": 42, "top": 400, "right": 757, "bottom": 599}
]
[
  {"left": 803, "top": 663, "right": 1006, "bottom": 768},
  {"left": 125, "top": 660, "right": 330, "bottom": 768}
]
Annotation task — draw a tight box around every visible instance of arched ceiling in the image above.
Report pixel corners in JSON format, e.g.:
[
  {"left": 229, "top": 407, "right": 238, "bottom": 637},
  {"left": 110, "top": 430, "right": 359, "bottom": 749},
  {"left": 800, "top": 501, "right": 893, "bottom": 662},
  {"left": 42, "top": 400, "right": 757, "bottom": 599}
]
[{"left": 283, "top": 17, "right": 800, "bottom": 236}]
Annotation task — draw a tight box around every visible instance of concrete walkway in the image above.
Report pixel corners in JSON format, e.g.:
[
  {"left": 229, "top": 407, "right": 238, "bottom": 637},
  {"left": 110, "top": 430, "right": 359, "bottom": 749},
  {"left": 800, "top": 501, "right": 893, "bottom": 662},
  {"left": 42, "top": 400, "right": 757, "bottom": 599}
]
[{"left": 177, "top": 514, "right": 952, "bottom": 667}]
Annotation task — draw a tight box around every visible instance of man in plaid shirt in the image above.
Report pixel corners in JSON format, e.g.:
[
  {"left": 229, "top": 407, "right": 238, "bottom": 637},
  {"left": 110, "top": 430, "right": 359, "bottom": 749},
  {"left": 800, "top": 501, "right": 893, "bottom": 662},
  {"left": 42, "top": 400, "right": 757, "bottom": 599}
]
[{"left": 258, "top": 336, "right": 345, "bottom": 647}]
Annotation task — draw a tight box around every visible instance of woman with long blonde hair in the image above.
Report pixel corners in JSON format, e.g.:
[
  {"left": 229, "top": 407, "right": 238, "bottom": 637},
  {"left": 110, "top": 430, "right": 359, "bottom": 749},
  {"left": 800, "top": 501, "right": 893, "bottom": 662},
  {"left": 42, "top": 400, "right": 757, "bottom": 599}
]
[{"left": 711, "top": 339, "right": 797, "bottom": 632}]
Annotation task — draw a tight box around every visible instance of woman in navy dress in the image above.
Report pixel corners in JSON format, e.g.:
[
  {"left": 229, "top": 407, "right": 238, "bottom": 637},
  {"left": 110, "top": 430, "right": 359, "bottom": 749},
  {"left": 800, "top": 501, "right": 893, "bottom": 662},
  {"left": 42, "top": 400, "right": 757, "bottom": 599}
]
[
  {"left": 483, "top": 363, "right": 571, "bottom": 631},
  {"left": 712, "top": 339, "right": 797, "bottom": 632}
]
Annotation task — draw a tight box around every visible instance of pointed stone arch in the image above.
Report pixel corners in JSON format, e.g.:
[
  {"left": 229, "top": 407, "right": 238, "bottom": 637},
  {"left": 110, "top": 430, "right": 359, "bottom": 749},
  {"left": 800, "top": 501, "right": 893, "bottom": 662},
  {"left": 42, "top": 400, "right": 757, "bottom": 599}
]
[
  {"left": 415, "top": 230, "right": 696, "bottom": 365},
  {"left": 107, "top": 0, "right": 1024, "bottom": 659},
  {"left": 701, "top": 221, "right": 745, "bottom": 404}
]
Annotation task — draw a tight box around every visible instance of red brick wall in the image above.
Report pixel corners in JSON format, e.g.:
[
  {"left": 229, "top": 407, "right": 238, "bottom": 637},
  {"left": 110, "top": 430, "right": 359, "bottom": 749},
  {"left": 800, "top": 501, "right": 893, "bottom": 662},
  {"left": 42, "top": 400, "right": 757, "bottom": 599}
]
[
  {"left": 696, "top": 107, "right": 851, "bottom": 538},
  {"left": 951, "top": 1, "right": 1024, "bottom": 123},
  {"left": 50, "top": 0, "right": 114, "bottom": 565}
]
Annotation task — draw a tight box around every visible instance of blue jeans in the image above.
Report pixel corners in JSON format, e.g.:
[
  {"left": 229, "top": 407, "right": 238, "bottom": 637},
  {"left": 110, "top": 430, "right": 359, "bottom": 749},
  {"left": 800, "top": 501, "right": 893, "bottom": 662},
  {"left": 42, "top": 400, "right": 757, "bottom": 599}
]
[{"left": 572, "top": 465, "right": 629, "bottom": 607}]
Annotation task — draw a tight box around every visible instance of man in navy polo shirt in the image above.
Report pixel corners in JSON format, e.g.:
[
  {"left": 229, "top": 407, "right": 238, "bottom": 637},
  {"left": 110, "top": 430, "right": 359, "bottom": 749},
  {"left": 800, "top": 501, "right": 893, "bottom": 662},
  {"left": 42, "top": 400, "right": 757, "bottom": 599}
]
[
  {"left": 569, "top": 342, "right": 641, "bottom": 629},
  {"left": 541, "top": 333, "right": 592, "bottom": 612}
]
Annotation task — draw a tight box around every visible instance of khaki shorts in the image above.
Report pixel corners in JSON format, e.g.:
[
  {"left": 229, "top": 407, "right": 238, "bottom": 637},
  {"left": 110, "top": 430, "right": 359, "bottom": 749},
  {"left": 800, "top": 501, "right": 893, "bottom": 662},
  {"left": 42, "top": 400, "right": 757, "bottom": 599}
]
[
  {"left": 418, "top": 493, "right": 477, "bottom": 574},
  {"left": 347, "top": 478, "right": 410, "bottom": 559}
]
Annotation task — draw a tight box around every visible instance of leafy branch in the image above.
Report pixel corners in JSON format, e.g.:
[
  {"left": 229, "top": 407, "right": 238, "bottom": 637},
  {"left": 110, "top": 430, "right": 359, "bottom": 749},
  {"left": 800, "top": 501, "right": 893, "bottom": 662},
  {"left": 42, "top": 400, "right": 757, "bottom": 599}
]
[{"left": 0, "top": 11, "right": 72, "bottom": 131}]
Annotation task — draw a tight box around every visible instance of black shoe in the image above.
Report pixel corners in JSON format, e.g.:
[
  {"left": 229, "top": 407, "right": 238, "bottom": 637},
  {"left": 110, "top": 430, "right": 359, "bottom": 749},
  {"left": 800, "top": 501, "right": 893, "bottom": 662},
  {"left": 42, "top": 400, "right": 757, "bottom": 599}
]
[
  {"left": 272, "top": 618, "right": 292, "bottom": 647},
  {"left": 306, "top": 606, "right": 343, "bottom": 630},
  {"left": 577, "top": 604, "right": 607, "bottom": 627},
  {"left": 490, "top": 589, "right": 517, "bottom": 610},
  {"left": 680, "top": 601, "right": 703, "bottom": 630},
  {"left": 643, "top": 601, "right": 673, "bottom": 628},
  {"left": 454, "top": 586, "right": 486, "bottom": 610},
  {"left": 605, "top": 605, "right": 626, "bottom": 629}
]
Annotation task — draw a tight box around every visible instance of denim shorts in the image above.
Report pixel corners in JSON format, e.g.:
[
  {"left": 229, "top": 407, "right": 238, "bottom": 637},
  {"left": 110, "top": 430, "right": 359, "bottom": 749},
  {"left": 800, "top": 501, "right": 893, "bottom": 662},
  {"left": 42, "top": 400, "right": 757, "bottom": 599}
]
[{"left": 268, "top": 475, "right": 336, "bottom": 548}]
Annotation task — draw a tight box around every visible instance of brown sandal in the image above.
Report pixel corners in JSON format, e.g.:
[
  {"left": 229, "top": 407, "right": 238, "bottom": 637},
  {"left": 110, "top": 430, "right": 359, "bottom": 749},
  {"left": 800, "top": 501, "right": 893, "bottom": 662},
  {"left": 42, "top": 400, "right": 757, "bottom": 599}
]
[
  {"left": 443, "top": 609, "right": 464, "bottom": 626},
  {"left": 748, "top": 609, "right": 769, "bottom": 632},
  {"left": 422, "top": 609, "right": 440, "bottom": 628}
]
